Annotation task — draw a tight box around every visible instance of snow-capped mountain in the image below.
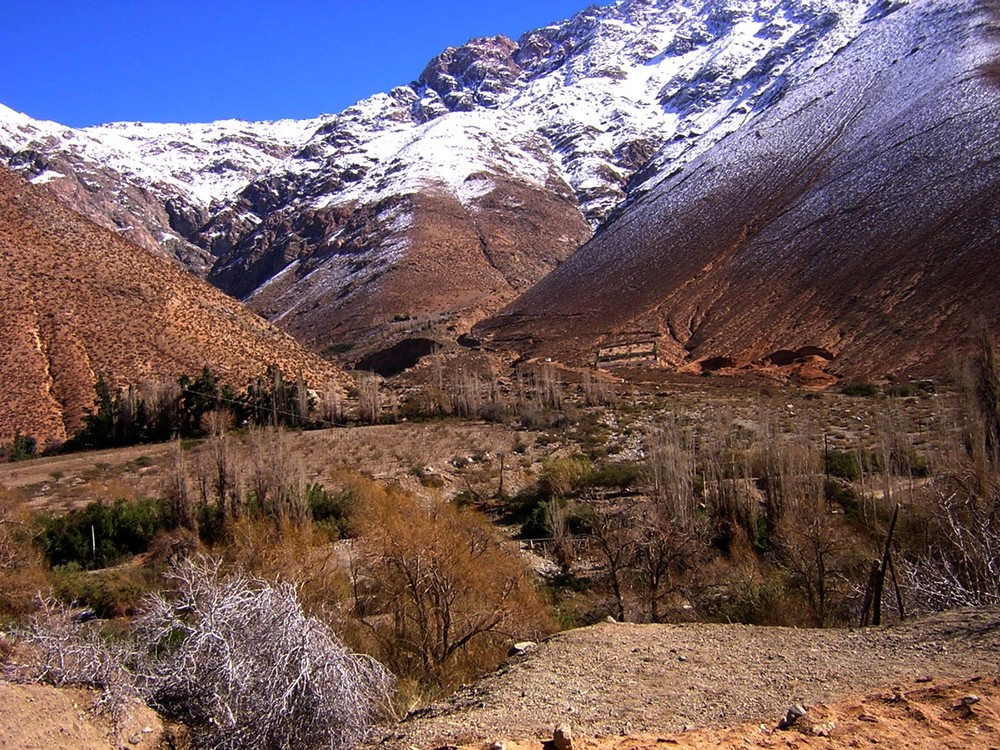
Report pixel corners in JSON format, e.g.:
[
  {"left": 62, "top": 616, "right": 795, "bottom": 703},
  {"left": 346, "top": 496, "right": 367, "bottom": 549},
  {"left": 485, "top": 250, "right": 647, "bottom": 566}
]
[
  {"left": 478, "top": 0, "right": 1000, "bottom": 380},
  {"left": 0, "top": 103, "right": 327, "bottom": 274},
  {"left": 0, "top": 0, "right": 913, "bottom": 358}
]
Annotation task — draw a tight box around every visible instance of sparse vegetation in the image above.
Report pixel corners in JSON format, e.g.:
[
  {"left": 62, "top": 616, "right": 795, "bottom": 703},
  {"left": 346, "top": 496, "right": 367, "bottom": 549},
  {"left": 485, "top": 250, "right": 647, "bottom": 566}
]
[
  {"left": 5, "top": 345, "right": 1000, "bottom": 744},
  {"left": 14, "top": 558, "right": 393, "bottom": 750}
]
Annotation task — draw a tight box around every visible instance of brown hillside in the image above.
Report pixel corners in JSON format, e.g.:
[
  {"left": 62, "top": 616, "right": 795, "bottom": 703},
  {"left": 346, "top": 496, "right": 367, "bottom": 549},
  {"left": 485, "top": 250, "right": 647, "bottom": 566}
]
[
  {"left": 245, "top": 180, "right": 590, "bottom": 360},
  {"left": 0, "top": 167, "right": 346, "bottom": 446},
  {"left": 477, "top": 0, "right": 1000, "bottom": 381}
]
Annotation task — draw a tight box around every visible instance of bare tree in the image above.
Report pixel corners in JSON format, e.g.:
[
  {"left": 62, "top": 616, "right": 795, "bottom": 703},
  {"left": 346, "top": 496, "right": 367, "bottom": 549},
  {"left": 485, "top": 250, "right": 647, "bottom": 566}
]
[
  {"left": 544, "top": 499, "right": 576, "bottom": 575},
  {"left": 137, "top": 558, "right": 392, "bottom": 750},
  {"left": 778, "top": 509, "right": 855, "bottom": 626},
  {"left": 450, "top": 368, "right": 483, "bottom": 418},
  {"left": 646, "top": 419, "right": 699, "bottom": 532},
  {"left": 588, "top": 502, "right": 636, "bottom": 622},
  {"left": 357, "top": 373, "right": 381, "bottom": 425},
  {"left": 163, "top": 440, "right": 196, "bottom": 531},
  {"left": 248, "top": 428, "right": 309, "bottom": 526},
  {"left": 13, "top": 558, "right": 393, "bottom": 750}
]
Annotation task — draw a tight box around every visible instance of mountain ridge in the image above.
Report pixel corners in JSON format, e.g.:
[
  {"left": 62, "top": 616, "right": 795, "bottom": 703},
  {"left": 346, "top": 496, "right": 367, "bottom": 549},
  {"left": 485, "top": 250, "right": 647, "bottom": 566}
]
[
  {"left": 477, "top": 0, "right": 1000, "bottom": 380},
  {"left": 0, "top": 0, "right": 902, "bottom": 362}
]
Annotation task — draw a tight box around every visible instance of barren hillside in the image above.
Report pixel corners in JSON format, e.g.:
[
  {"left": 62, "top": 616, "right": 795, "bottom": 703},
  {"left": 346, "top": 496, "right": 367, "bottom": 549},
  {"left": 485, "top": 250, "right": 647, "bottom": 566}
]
[{"left": 0, "top": 167, "right": 346, "bottom": 446}]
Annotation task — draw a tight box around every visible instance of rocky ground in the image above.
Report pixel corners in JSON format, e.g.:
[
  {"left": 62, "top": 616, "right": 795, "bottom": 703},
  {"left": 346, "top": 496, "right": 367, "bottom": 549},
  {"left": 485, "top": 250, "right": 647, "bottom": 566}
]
[
  {"left": 381, "top": 608, "right": 1000, "bottom": 749},
  {"left": 1, "top": 609, "right": 997, "bottom": 749}
]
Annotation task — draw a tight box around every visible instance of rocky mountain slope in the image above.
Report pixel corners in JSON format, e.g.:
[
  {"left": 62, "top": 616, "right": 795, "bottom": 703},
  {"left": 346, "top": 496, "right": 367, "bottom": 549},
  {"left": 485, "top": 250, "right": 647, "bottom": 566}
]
[
  {"left": 0, "top": 167, "right": 345, "bottom": 446},
  {"left": 0, "top": 103, "right": 325, "bottom": 276},
  {"left": 0, "top": 0, "right": 902, "bottom": 362},
  {"left": 478, "top": 0, "right": 1000, "bottom": 380}
]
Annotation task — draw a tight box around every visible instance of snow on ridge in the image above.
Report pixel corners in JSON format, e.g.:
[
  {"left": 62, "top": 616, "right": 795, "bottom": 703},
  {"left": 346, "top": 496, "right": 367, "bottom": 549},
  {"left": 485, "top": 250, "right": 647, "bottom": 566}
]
[
  {"left": 0, "top": 101, "right": 334, "bottom": 208},
  {"left": 29, "top": 169, "right": 65, "bottom": 185},
  {"left": 1, "top": 0, "right": 906, "bottom": 275}
]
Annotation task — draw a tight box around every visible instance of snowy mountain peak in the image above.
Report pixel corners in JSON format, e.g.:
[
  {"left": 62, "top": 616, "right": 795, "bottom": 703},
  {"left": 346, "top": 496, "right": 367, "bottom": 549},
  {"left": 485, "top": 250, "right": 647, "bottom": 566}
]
[{"left": 0, "top": 0, "right": 927, "bottom": 355}]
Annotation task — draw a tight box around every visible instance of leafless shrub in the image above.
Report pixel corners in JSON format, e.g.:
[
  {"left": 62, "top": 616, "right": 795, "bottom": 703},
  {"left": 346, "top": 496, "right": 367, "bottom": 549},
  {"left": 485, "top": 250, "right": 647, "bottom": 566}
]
[
  {"left": 138, "top": 558, "right": 392, "bottom": 750},
  {"left": 0, "top": 488, "right": 35, "bottom": 572},
  {"left": 350, "top": 485, "right": 551, "bottom": 689},
  {"left": 906, "top": 330, "right": 1000, "bottom": 611},
  {"left": 905, "top": 482, "right": 1000, "bottom": 610},
  {"left": 11, "top": 597, "right": 141, "bottom": 724},
  {"left": 13, "top": 558, "right": 393, "bottom": 750}
]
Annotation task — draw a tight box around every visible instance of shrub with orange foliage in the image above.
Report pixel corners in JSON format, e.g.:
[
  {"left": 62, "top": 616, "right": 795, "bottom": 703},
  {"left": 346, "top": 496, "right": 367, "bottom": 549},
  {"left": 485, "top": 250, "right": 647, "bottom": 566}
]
[{"left": 348, "top": 482, "right": 552, "bottom": 691}]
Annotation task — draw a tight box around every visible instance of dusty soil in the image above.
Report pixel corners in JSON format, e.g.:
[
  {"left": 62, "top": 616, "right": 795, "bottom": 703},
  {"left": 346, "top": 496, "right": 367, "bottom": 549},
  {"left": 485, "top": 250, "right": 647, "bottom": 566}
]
[
  {"left": 0, "top": 682, "right": 166, "bottom": 750},
  {"left": 468, "top": 678, "right": 1000, "bottom": 750},
  {"left": 385, "top": 608, "right": 1000, "bottom": 748}
]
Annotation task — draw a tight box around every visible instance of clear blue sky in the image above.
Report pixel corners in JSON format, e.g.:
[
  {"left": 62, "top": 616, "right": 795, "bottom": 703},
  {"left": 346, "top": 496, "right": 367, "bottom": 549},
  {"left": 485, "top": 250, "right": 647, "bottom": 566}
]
[{"left": 1, "top": 0, "right": 590, "bottom": 127}]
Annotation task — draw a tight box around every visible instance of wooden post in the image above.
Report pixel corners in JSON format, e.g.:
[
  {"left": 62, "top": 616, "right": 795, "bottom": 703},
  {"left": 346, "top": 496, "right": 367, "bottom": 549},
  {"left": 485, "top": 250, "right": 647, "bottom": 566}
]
[
  {"left": 873, "top": 503, "right": 901, "bottom": 627},
  {"left": 887, "top": 550, "right": 906, "bottom": 621},
  {"left": 860, "top": 559, "right": 880, "bottom": 627},
  {"left": 498, "top": 453, "right": 506, "bottom": 498}
]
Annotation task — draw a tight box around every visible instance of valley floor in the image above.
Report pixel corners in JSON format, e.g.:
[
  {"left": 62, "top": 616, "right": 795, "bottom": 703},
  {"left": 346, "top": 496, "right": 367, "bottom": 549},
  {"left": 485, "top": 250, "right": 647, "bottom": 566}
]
[{"left": 385, "top": 608, "right": 1000, "bottom": 749}]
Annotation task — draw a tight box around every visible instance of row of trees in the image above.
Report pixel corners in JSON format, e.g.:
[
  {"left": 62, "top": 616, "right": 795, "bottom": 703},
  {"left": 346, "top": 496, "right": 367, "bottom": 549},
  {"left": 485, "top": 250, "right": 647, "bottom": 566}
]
[{"left": 69, "top": 365, "right": 329, "bottom": 451}]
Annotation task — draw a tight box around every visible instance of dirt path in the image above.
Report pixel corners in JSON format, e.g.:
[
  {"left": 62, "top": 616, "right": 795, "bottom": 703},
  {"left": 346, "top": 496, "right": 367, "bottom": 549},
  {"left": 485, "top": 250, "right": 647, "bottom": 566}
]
[{"left": 385, "top": 608, "right": 1000, "bottom": 748}]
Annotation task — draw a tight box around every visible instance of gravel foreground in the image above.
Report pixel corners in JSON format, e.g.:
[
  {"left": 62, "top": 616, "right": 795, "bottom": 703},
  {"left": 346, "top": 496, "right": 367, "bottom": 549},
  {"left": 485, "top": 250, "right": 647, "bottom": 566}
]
[{"left": 380, "top": 608, "right": 1000, "bottom": 748}]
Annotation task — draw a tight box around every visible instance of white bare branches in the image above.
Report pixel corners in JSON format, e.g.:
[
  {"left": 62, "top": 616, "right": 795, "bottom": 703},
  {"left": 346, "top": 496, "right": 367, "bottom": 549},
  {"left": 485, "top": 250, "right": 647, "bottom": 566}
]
[
  {"left": 137, "top": 557, "right": 392, "bottom": 750},
  {"left": 11, "top": 597, "right": 141, "bottom": 723},
  {"left": 13, "top": 557, "right": 393, "bottom": 750},
  {"left": 905, "top": 485, "right": 1000, "bottom": 611}
]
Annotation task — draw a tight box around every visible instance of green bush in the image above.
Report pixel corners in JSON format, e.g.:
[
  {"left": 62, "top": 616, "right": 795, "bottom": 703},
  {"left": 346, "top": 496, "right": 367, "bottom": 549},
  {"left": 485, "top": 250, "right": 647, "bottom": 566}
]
[
  {"left": 307, "top": 483, "right": 355, "bottom": 539},
  {"left": 38, "top": 498, "right": 166, "bottom": 570},
  {"left": 824, "top": 450, "right": 860, "bottom": 480},
  {"left": 51, "top": 564, "right": 155, "bottom": 617},
  {"left": 589, "top": 462, "right": 642, "bottom": 491},
  {"left": 841, "top": 382, "right": 879, "bottom": 397},
  {"left": 539, "top": 456, "right": 593, "bottom": 497},
  {"left": 823, "top": 449, "right": 881, "bottom": 480},
  {"left": 702, "top": 570, "right": 787, "bottom": 625},
  {"left": 3, "top": 433, "right": 37, "bottom": 462},
  {"left": 825, "top": 479, "right": 862, "bottom": 519}
]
